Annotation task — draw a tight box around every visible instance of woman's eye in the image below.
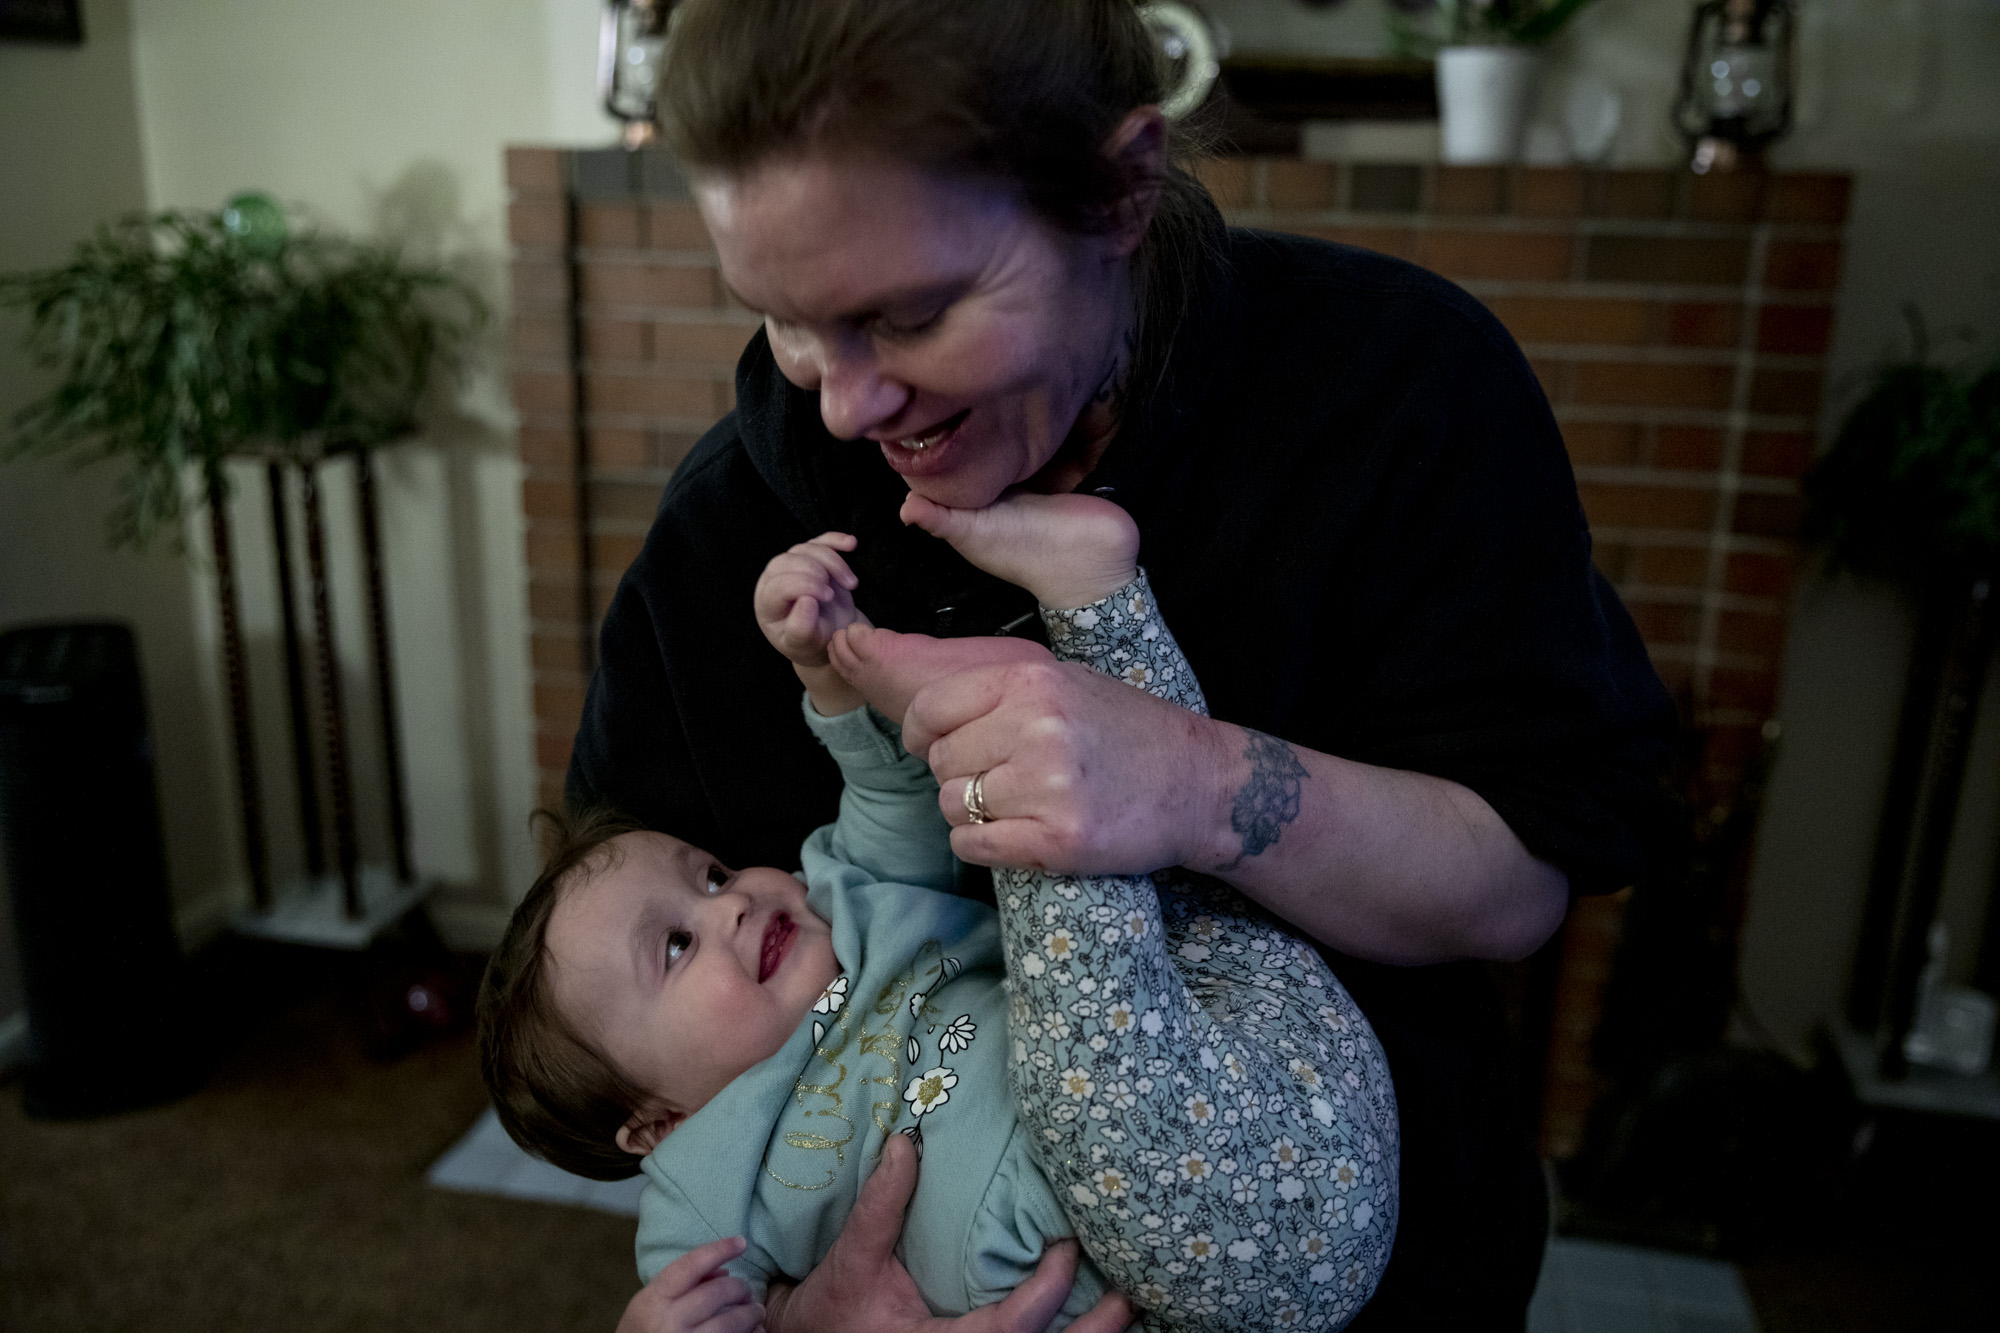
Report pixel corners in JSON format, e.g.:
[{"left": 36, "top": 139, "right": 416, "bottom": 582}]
[
  {"left": 705, "top": 864, "right": 729, "bottom": 895},
  {"left": 872, "top": 308, "right": 945, "bottom": 340},
  {"left": 665, "top": 930, "right": 692, "bottom": 965}
]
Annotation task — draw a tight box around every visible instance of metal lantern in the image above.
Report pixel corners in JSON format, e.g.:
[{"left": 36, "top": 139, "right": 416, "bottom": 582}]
[
  {"left": 600, "top": 0, "right": 676, "bottom": 149},
  {"left": 1674, "top": 0, "right": 1795, "bottom": 174}
]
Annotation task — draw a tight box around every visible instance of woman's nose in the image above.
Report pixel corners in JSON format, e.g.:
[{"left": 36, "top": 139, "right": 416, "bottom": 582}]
[
  {"left": 819, "top": 359, "right": 911, "bottom": 440},
  {"left": 767, "top": 322, "right": 911, "bottom": 439},
  {"left": 778, "top": 329, "right": 909, "bottom": 440}
]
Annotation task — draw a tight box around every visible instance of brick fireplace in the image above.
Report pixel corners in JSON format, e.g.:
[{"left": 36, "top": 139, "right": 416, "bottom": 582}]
[{"left": 507, "top": 146, "right": 1851, "bottom": 1155}]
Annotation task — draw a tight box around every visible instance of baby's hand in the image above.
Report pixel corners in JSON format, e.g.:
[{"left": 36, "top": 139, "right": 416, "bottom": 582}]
[
  {"left": 901, "top": 491, "right": 1139, "bottom": 609},
  {"left": 616, "top": 1236, "right": 764, "bottom": 1333},
  {"left": 755, "top": 532, "right": 869, "bottom": 669}
]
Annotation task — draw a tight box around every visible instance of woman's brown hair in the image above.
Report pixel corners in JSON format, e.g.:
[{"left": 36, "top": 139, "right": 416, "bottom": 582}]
[
  {"left": 659, "top": 0, "right": 1225, "bottom": 419},
  {"left": 477, "top": 807, "right": 653, "bottom": 1181}
]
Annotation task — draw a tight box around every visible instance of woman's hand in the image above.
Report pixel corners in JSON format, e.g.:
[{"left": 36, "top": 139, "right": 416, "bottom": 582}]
[
  {"left": 760, "top": 1134, "right": 1133, "bottom": 1333},
  {"left": 616, "top": 1237, "right": 766, "bottom": 1333},
  {"left": 829, "top": 626, "right": 1232, "bottom": 875}
]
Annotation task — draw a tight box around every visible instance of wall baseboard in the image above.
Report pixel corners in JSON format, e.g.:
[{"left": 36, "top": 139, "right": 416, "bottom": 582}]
[{"left": 173, "top": 887, "right": 508, "bottom": 955}]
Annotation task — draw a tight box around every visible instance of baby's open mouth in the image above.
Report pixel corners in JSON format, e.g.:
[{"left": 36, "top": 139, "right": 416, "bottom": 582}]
[{"left": 759, "top": 912, "right": 796, "bottom": 983}]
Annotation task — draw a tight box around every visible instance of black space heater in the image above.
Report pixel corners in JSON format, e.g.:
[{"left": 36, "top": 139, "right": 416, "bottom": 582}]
[{"left": 0, "top": 622, "right": 202, "bottom": 1117}]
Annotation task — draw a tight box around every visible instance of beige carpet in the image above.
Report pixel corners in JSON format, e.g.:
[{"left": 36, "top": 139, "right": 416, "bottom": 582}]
[{"left": 0, "top": 944, "right": 637, "bottom": 1333}]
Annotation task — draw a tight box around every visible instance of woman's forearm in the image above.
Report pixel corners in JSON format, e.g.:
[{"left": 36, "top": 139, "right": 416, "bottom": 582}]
[
  {"left": 1183, "top": 719, "right": 1570, "bottom": 966},
  {"left": 831, "top": 628, "right": 1571, "bottom": 965}
]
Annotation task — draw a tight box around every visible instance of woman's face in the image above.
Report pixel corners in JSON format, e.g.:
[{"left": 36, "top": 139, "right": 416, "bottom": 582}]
[{"left": 696, "top": 154, "right": 1133, "bottom": 510}]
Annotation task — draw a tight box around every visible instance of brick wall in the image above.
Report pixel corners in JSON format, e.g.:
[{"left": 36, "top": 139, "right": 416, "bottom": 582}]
[
  {"left": 508, "top": 147, "right": 1850, "bottom": 1152},
  {"left": 1174, "top": 157, "right": 1849, "bottom": 1156},
  {"left": 508, "top": 147, "right": 762, "bottom": 813}
]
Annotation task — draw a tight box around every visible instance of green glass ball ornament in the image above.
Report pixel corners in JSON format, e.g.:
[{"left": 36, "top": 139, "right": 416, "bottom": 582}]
[{"left": 221, "top": 192, "right": 287, "bottom": 256}]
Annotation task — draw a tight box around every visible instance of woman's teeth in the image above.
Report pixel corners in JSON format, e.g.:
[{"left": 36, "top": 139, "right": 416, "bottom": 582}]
[
  {"left": 891, "top": 413, "right": 963, "bottom": 452},
  {"left": 895, "top": 425, "right": 948, "bottom": 452}
]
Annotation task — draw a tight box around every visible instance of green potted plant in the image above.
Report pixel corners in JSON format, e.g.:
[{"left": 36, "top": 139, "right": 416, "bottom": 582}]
[
  {"left": 1, "top": 200, "right": 483, "bottom": 912},
  {"left": 1389, "top": 0, "right": 1602, "bottom": 163},
  {"left": 1804, "top": 318, "right": 2000, "bottom": 1076},
  {"left": 1, "top": 200, "right": 481, "bottom": 545}
]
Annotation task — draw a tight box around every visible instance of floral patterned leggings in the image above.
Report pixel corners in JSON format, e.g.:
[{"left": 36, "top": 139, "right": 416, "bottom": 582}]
[{"left": 997, "top": 572, "right": 1399, "bottom": 1332}]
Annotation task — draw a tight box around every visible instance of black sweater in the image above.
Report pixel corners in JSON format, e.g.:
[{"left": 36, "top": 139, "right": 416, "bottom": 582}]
[{"left": 569, "top": 229, "right": 1677, "bottom": 1327}]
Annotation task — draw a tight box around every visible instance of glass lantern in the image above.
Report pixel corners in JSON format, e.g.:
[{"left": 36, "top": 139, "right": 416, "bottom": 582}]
[
  {"left": 1673, "top": 0, "right": 1795, "bottom": 174},
  {"left": 600, "top": 0, "right": 676, "bottom": 149}
]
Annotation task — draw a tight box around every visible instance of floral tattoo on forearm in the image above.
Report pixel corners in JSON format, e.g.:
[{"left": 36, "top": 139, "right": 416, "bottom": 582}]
[{"left": 1223, "top": 728, "right": 1307, "bottom": 868}]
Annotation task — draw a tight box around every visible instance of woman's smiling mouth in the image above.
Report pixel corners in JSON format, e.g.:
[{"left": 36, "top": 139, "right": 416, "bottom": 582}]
[
  {"left": 877, "top": 409, "right": 969, "bottom": 475},
  {"left": 758, "top": 912, "right": 797, "bottom": 983}
]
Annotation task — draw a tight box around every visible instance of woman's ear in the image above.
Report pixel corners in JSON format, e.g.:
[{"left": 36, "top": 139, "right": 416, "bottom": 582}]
[
  {"left": 616, "top": 1108, "right": 680, "bottom": 1157},
  {"left": 1101, "top": 106, "right": 1169, "bottom": 259}
]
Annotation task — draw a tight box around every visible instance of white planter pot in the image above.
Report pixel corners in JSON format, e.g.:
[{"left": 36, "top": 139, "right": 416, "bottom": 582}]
[{"left": 1436, "top": 45, "right": 1542, "bottom": 165}]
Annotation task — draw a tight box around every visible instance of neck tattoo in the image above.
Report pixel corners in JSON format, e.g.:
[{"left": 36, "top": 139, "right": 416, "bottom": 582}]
[{"left": 1090, "top": 326, "right": 1139, "bottom": 412}]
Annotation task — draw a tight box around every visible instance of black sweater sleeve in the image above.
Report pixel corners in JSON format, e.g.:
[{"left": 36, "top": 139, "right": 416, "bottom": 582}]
[
  {"left": 1130, "top": 233, "right": 1678, "bottom": 895},
  {"left": 1294, "top": 243, "right": 1676, "bottom": 893}
]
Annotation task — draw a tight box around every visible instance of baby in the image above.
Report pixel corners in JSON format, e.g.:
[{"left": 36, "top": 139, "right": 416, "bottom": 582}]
[{"left": 479, "top": 493, "right": 1398, "bottom": 1332}]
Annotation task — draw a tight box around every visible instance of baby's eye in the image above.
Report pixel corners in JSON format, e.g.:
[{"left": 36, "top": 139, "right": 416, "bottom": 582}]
[
  {"left": 704, "top": 864, "right": 730, "bottom": 895},
  {"left": 665, "top": 930, "right": 692, "bottom": 966}
]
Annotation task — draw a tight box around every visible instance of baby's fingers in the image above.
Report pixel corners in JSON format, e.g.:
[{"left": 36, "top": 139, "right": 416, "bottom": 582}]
[
  {"left": 693, "top": 1304, "right": 765, "bottom": 1333},
  {"left": 791, "top": 534, "right": 859, "bottom": 589},
  {"left": 783, "top": 594, "right": 828, "bottom": 644},
  {"left": 759, "top": 565, "right": 836, "bottom": 614},
  {"left": 677, "top": 1273, "right": 758, "bottom": 1328},
  {"left": 652, "top": 1237, "right": 749, "bottom": 1301}
]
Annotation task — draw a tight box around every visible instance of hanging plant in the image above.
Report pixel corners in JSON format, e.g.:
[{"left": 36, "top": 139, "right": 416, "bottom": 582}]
[
  {"left": 0, "top": 202, "right": 485, "bottom": 548},
  {"left": 1804, "top": 316, "right": 2000, "bottom": 587}
]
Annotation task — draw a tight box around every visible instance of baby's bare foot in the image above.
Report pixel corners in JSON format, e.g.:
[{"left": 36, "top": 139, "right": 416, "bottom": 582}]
[{"left": 901, "top": 491, "right": 1138, "bottom": 608}]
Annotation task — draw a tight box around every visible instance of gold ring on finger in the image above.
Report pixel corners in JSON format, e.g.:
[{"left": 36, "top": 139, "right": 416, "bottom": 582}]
[{"left": 963, "top": 770, "right": 993, "bottom": 825}]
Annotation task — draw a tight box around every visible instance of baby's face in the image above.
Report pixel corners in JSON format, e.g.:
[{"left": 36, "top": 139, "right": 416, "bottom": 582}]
[{"left": 546, "top": 831, "right": 839, "bottom": 1147}]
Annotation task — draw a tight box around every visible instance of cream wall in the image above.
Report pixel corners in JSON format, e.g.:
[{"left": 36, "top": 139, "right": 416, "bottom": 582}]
[
  {"left": 121, "top": 0, "right": 621, "bottom": 941},
  {"left": 1, "top": 0, "right": 620, "bottom": 966},
  {"left": 0, "top": 0, "right": 206, "bottom": 1039}
]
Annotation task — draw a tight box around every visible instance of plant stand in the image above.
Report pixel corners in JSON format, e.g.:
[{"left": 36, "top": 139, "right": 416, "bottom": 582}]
[
  {"left": 1845, "top": 574, "right": 1999, "bottom": 1080},
  {"left": 233, "top": 865, "right": 432, "bottom": 951},
  {"left": 207, "top": 469, "right": 271, "bottom": 909},
  {"left": 1827, "top": 1021, "right": 2000, "bottom": 1121},
  {"left": 215, "top": 449, "right": 431, "bottom": 950}
]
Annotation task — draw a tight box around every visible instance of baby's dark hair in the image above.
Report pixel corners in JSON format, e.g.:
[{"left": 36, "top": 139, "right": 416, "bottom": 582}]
[{"left": 477, "top": 805, "right": 654, "bottom": 1181}]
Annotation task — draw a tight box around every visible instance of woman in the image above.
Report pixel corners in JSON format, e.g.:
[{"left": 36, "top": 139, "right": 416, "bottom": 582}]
[{"left": 581, "top": 2, "right": 1677, "bottom": 1329}]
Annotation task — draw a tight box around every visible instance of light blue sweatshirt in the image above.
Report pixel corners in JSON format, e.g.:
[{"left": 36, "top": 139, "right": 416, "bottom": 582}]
[{"left": 633, "top": 700, "right": 1107, "bottom": 1323}]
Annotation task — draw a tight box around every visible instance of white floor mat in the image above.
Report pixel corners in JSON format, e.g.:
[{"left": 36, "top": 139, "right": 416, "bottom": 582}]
[
  {"left": 428, "top": 1106, "right": 645, "bottom": 1216},
  {"left": 1529, "top": 1236, "right": 1759, "bottom": 1333}
]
